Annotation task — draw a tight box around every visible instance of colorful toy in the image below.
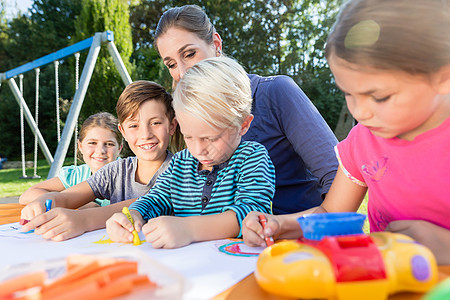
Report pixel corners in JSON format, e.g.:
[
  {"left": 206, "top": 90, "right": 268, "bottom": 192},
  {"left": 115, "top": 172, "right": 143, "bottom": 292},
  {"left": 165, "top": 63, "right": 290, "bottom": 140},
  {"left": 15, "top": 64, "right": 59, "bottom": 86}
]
[{"left": 255, "top": 213, "right": 438, "bottom": 299}]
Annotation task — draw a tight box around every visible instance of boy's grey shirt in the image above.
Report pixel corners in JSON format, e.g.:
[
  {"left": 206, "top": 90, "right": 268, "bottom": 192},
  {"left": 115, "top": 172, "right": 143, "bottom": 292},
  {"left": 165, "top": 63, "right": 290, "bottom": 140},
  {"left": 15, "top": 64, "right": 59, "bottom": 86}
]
[{"left": 86, "top": 152, "right": 173, "bottom": 203}]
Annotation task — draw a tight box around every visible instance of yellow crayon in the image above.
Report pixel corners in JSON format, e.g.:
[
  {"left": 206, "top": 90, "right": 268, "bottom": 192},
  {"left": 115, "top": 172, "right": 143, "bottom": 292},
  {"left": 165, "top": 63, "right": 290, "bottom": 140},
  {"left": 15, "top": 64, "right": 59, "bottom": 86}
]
[{"left": 122, "top": 207, "right": 141, "bottom": 246}]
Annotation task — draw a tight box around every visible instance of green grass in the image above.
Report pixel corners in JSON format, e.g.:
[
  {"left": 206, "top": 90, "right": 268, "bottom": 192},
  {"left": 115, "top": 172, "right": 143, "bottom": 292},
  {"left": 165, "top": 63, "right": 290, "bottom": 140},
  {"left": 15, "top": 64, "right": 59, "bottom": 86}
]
[
  {"left": 0, "top": 160, "right": 52, "bottom": 198},
  {"left": 357, "top": 194, "right": 370, "bottom": 233}
]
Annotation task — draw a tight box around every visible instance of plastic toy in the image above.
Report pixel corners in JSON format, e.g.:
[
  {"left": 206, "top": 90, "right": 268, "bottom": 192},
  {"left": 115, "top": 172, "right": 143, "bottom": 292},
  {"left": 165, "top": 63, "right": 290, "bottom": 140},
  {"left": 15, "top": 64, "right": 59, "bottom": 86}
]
[{"left": 255, "top": 213, "right": 438, "bottom": 299}]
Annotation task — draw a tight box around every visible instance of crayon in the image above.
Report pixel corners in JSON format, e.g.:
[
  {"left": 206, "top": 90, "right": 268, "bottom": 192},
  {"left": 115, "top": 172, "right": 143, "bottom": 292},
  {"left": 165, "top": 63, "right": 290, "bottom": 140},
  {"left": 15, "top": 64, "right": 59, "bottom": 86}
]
[
  {"left": 122, "top": 207, "right": 141, "bottom": 246},
  {"left": 45, "top": 199, "right": 52, "bottom": 212},
  {"left": 258, "top": 215, "right": 274, "bottom": 246}
]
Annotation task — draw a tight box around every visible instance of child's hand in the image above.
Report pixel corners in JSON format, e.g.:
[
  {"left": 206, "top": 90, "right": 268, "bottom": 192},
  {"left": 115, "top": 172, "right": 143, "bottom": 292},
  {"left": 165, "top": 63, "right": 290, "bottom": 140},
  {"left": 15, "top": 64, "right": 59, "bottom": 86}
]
[
  {"left": 386, "top": 220, "right": 450, "bottom": 265},
  {"left": 20, "top": 198, "right": 51, "bottom": 221},
  {"left": 106, "top": 210, "right": 143, "bottom": 243},
  {"left": 142, "top": 216, "right": 193, "bottom": 249},
  {"left": 21, "top": 208, "right": 87, "bottom": 241},
  {"left": 242, "top": 212, "right": 280, "bottom": 247}
]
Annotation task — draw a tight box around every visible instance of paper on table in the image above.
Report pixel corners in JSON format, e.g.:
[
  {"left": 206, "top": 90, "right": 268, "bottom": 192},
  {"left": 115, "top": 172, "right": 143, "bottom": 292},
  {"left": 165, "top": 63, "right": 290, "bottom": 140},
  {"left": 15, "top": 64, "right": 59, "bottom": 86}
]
[{"left": 0, "top": 222, "right": 259, "bottom": 300}]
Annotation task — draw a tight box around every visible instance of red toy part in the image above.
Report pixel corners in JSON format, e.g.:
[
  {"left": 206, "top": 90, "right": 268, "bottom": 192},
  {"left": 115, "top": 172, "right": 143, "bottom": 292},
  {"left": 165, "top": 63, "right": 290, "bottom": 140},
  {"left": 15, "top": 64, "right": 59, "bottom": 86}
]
[{"left": 302, "top": 234, "right": 387, "bottom": 282}]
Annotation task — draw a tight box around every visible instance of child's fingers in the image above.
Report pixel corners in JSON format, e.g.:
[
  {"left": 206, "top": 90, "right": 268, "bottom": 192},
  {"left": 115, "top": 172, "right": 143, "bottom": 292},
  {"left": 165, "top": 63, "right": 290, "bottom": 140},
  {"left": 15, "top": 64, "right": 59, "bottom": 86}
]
[
  {"left": 106, "top": 213, "right": 133, "bottom": 243},
  {"left": 264, "top": 216, "right": 280, "bottom": 237},
  {"left": 245, "top": 212, "right": 265, "bottom": 236},
  {"left": 21, "top": 210, "right": 54, "bottom": 232},
  {"left": 133, "top": 219, "right": 143, "bottom": 232},
  {"left": 242, "top": 225, "right": 266, "bottom": 247},
  {"left": 20, "top": 203, "right": 45, "bottom": 222},
  {"left": 242, "top": 212, "right": 267, "bottom": 247},
  {"left": 40, "top": 222, "right": 67, "bottom": 240}
]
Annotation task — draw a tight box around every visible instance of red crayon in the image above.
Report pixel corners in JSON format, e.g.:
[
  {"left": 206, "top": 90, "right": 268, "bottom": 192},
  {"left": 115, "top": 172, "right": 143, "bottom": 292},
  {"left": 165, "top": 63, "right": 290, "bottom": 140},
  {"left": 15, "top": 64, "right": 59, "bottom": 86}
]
[{"left": 258, "top": 215, "right": 274, "bottom": 246}]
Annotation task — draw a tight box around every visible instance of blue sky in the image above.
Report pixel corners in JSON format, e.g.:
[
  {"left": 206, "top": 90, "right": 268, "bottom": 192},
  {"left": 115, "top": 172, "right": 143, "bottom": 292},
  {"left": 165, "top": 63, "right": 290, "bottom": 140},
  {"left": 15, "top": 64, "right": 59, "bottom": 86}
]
[{"left": 3, "top": 0, "right": 33, "bottom": 19}]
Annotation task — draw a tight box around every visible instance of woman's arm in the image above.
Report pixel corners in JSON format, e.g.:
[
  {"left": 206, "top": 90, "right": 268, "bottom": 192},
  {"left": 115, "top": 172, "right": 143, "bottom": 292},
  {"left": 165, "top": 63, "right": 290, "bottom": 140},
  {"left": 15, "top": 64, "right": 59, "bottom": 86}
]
[
  {"left": 19, "top": 177, "right": 66, "bottom": 205},
  {"left": 271, "top": 76, "right": 339, "bottom": 195}
]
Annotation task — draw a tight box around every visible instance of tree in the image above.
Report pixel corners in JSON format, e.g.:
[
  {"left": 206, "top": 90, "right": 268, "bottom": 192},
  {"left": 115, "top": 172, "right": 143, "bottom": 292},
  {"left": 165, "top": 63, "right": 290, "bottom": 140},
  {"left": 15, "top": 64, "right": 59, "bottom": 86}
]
[
  {"left": 128, "top": 0, "right": 344, "bottom": 129},
  {"left": 280, "top": 0, "right": 344, "bottom": 130},
  {"left": 74, "top": 0, "right": 134, "bottom": 121}
]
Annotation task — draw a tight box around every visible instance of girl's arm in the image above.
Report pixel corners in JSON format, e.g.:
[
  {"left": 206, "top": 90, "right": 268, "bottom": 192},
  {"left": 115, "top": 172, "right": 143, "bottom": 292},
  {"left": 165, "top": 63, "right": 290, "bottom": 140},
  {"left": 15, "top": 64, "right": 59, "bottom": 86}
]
[
  {"left": 19, "top": 177, "right": 66, "bottom": 205},
  {"left": 386, "top": 220, "right": 450, "bottom": 265},
  {"left": 320, "top": 166, "right": 368, "bottom": 213},
  {"left": 242, "top": 167, "right": 367, "bottom": 246}
]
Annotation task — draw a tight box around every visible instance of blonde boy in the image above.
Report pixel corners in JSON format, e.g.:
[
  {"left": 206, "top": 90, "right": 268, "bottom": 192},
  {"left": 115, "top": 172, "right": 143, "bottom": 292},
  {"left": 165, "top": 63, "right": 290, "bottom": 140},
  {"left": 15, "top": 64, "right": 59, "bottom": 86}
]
[{"left": 107, "top": 57, "right": 275, "bottom": 248}]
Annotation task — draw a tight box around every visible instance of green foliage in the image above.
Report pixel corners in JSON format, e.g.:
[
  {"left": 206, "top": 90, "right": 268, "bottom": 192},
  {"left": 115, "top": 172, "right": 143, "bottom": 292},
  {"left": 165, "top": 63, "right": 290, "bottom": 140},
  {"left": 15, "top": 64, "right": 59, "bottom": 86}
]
[
  {"left": 129, "top": 0, "right": 344, "bottom": 129},
  {"left": 74, "top": 0, "right": 134, "bottom": 121},
  {"left": 280, "top": 0, "right": 344, "bottom": 130},
  {"left": 1, "top": 0, "right": 346, "bottom": 160}
]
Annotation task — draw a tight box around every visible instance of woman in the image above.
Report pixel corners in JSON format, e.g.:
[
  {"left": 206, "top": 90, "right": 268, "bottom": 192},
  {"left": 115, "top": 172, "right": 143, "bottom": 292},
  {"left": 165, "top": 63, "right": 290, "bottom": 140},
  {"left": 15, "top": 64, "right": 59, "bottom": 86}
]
[{"left": 154, "top": 5, "right": 338, "bottom": 214}]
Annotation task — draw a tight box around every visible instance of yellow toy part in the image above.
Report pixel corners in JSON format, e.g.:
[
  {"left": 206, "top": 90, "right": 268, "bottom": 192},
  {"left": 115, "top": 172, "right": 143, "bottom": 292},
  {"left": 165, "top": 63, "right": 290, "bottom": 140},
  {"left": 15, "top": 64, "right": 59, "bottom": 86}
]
[
  {"left": 256, "top": 241, "right": 336, "bottom": 299},
  {"left": 371, "top": 232, "right": 438, "bottom": 294}
]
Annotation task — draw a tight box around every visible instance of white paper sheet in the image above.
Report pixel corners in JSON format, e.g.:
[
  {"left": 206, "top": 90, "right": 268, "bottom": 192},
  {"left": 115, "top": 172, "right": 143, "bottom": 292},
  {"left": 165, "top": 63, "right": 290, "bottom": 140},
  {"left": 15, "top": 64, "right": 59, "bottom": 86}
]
[{"left": 0, "top": 222, "right": 264, "bottom": 299}]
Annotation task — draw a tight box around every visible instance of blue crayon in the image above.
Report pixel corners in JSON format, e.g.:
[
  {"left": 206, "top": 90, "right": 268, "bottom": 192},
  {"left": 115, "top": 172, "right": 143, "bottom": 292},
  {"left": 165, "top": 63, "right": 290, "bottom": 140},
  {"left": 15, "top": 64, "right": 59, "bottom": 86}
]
[
  {"left": 45, "top": 199, "right": 52, "bottom": 212},
  {"left": 21, "top": 199, "right": 53, "bottom": 234}
]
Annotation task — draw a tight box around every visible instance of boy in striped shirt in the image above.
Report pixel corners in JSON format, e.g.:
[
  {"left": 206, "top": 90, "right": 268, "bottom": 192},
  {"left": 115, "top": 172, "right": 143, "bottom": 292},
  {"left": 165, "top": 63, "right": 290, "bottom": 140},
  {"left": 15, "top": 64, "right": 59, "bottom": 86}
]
[{"left": 106, "top": 56, "right": 275, "bottom": 248}]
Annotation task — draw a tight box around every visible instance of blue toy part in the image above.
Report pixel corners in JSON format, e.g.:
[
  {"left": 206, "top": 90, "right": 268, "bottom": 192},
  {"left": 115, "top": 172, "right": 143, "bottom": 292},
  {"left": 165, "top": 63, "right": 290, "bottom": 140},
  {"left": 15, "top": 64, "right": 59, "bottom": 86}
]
[{"left": 298, "top": 212, "right": 366, "bottom": 240}]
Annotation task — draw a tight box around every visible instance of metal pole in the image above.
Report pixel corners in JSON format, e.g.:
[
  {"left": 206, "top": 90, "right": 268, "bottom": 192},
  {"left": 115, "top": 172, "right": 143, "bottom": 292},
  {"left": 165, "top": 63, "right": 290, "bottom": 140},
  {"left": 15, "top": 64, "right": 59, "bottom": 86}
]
[
  {"left": 105, "top": 40, "right": 132, "bottom": 86},
  {"left": 47, "top": 33, "right": 103, "bottom": 179},
  {"left": 7, "top": 78, "right": 54, "bottom": 164}
]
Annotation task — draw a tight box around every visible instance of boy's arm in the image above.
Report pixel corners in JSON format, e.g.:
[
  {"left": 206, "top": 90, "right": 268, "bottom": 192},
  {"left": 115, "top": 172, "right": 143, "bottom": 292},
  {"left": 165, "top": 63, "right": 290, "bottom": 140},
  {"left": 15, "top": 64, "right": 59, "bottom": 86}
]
[
  {"left": 80, "top": 198, "right": 138, "bottom": 232},
  {"left": 129, "top": 165, "right": 174, "bottom": 221},
  {"left": 21, "top": 198, "right": 137, "bottom": 241},
  {"left": 223, "top": 147, "right": 276, "bottom": 237},
  {"left": 19, "top": 177, "right": 66, "bottom": 205},
  {"left": 186, "top": 210, "right": 240, "bottom": 241},
  {"left": 142, "top": 210, "right": 240, "bottom": 249},
  {"left": 20, "top": 181, "right": 97, "bottom": 221},
  {"left": 386, "top": 220, "right": 450, "bottom": 265},
  {"left": 55, "top": 181, "right": 98, "bottom": 209}
]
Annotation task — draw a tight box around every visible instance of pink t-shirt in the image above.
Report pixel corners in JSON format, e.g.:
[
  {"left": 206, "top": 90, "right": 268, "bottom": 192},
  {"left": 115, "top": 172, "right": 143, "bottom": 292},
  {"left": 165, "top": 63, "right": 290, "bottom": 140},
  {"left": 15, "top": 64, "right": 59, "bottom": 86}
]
[{"left": 336, "top": 118, "right": 450, "bottom": 232}]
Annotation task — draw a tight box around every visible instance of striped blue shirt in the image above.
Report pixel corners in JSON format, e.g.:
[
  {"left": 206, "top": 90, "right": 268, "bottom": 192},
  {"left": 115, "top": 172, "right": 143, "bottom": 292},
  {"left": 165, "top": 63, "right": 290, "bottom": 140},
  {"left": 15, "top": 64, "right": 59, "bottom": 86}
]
[{"left": 129, "top": 141, "right": 275, "bottom": 237}]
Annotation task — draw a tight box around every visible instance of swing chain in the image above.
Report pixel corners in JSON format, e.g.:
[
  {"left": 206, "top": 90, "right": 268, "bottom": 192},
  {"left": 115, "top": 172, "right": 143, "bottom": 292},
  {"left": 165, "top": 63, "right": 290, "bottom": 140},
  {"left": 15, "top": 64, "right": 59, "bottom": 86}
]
[
  {"left": 54, "top": 60, "right": 61, "bottom": 143},
  {"left": 33, "top": 68, "right": 41, "bottom": 178},
  {"left": 18, "top": 74, "right": 27, "bottom": 178},
  {"left": 74, "top": 52, "right": 80, "bottom": 166}
]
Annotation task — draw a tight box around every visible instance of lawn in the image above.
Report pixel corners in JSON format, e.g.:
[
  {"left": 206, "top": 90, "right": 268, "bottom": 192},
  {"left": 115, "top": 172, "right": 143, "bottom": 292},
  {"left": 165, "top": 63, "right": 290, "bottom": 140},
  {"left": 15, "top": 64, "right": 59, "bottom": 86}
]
[{"left": 0, "top": 160, "right": 52, "bottom": 198}]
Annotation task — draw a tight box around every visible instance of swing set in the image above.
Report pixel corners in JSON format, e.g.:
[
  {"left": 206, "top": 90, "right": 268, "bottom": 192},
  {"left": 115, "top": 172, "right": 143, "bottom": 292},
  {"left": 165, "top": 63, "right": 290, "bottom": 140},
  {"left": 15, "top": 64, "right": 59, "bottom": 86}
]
[{"left": 0, "top": 31, "right": 132, "bottom": 179}]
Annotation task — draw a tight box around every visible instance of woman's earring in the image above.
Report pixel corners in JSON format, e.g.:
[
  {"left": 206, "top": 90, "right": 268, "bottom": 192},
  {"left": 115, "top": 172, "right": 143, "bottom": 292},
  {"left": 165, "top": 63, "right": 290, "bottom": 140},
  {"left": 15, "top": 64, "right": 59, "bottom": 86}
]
[{"left": 216, "top": 49, "right": 222, "bottom": 56}]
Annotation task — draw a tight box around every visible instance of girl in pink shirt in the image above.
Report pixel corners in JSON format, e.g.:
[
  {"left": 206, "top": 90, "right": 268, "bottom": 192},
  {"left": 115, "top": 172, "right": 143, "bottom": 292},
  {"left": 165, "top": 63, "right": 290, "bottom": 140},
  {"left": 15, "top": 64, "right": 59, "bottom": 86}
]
[{"left": 242, "top": 0, "right": 450, "bottom": 265}]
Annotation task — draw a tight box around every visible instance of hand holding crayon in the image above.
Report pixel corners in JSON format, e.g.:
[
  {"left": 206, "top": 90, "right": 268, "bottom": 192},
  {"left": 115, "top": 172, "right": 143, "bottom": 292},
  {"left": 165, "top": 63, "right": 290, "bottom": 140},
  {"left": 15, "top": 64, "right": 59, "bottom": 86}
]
[
  {"left": 258, "top": 215, "right": 274, "bottom": 246},
  {"left": 122, "top": 207, "right": 141, "bottom": 246}
]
